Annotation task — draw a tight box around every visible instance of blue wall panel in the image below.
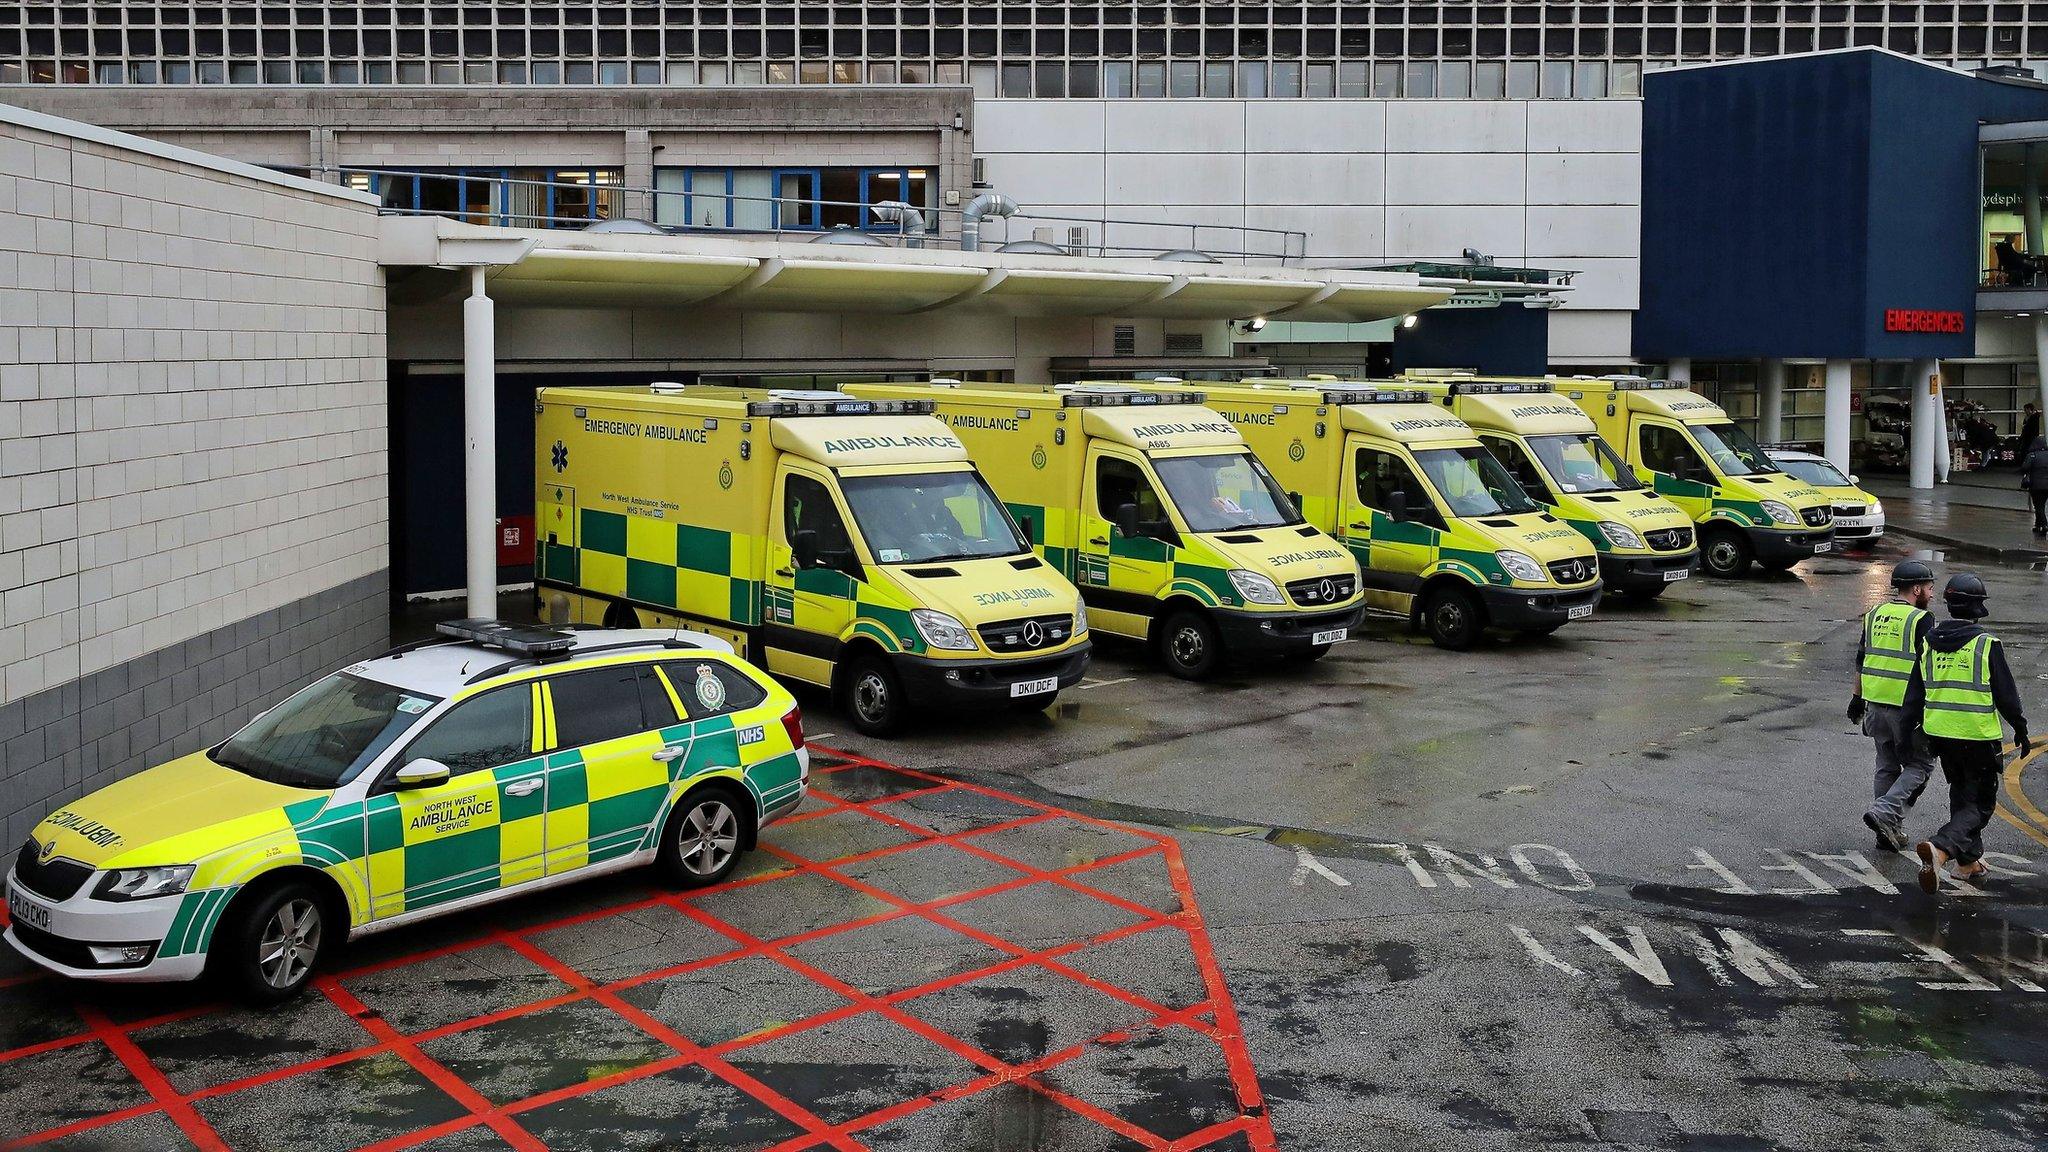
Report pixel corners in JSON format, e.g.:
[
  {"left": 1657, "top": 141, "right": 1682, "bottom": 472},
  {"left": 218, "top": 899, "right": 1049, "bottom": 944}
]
[{"left": 1389, "top": 304, "right": 1551, "bottom": 376}]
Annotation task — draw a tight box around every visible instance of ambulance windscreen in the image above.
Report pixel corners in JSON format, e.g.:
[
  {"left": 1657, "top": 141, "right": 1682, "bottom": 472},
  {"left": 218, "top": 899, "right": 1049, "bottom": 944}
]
[
  {"left": 212, "top": 672, "right": 441, "bottom": 790},
  {"left": 1152, "top": 452, "right": 1302, "bottom": 533},
  {"left": 838, "top": 470, "right": 1030, "bottom": 564}
]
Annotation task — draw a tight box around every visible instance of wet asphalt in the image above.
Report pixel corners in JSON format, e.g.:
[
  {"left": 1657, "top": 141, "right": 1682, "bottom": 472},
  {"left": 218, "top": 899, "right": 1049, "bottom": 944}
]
[{"left": 7, "top": 537, "right": 2048, "bottom": 1150}]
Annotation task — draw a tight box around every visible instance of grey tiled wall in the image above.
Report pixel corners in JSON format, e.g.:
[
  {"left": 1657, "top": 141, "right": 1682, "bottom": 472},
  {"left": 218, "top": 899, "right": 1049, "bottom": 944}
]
[{"left": 0, "top": 570, "right": 390, "bottom": 849}]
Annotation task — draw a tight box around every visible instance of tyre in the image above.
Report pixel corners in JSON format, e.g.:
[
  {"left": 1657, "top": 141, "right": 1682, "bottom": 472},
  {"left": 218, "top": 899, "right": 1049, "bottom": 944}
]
[
  {"left": 656, "top": 786, "right": 748, "bottom": 888},
  {"left": 602, "top": 601, "right": 639, "bottom": 629},
  {"left": 1007, "top": 691, "right": 1059, "bottom": 713},
  {"left": 216, "top": 880, "right": 331, "bottom": 1005},
  {"left": 1698, "top": 527, "right": 1753, "bottom": 579},
  {"left": 1420, "top": 584, "right": 1485, "bottom": 651},
  {"left": 1157, "top": 608, "right": 1223, "bottom": 680},
  {"left": 842, "top": 651, "right": 908, "bottom": 737}
]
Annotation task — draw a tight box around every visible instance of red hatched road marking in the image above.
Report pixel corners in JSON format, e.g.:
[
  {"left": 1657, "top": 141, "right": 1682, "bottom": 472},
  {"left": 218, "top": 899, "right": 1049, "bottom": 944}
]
[{"left": 1, "top": 747, "right": 1277, "bottom": 1152}]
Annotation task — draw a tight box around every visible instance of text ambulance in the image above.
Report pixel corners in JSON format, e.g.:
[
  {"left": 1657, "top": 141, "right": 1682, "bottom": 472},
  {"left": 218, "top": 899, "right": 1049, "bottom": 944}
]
[
  {"left": 1401, "top": 375, "right": 1700, "bottom": 597},
  {"left": 535, "top": 385, "right": 1089, "bottom": 736},
  {"left": 845, "top": 381, "right": 1363, "bottom": 679},
  {"left": 1561, "top": 378, "right": 1835, "bottom": 577},
  {"left": 1176, "top": 379, "right": 1603, "bottom": 650}
]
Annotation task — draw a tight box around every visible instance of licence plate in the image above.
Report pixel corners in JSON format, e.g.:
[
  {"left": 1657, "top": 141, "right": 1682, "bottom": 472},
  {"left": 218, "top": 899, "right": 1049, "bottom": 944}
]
[
  {"left": 1663, "top": 568, "right": 1690, "bottom": 582},
  {"left": 1568, "top": 604, "right": 1595, "bottom": 621},
  {"left": 1311, "top": 628, "right": 1348, "bottom": 646},
  {"left": 1813, "top": 541, "right": 1833, "bottom": 553},
  {"left": 8, "top": 885, "right": 52, "bottom": 933},
  {"left": 1009, "top": 676, "right": 1059, "bottom": 698}
]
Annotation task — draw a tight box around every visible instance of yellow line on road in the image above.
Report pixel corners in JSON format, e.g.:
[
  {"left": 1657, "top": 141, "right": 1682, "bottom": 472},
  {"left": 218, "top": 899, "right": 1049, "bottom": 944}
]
[{"left": 1997, "top": 745, "right": 2048, "bottom": 850}]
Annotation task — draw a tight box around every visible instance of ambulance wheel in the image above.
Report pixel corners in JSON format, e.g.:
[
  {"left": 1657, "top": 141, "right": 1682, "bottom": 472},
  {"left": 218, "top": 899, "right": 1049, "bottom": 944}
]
[
  {"left": 1699, "top": 527, "right": 1753, "bottom": 578},
  {"left": 603, "top": 601, "right": 640, "bottom": 629},
  {"left": 842, "top": 653, "right": 908, "bottom": 737},
  {"left": 218, "top": 879, "right": 330, "bottom": 1005},
  {"left": 1421, "top": 585, "right": 1484, "bottom": 651},
  {"left": 1158, "top": 609, "right": 1222, "bottom": 680},
  {"left": 657, "top": 785, "right": 748, "bottom": 888}
]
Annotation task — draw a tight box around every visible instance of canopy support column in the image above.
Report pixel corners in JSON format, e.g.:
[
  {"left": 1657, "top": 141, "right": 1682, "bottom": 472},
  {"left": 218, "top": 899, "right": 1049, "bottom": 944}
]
[
  {"left": 1822, "top": 358, "right": 1852, "bottom": 474},
  {"left": 465, "top": 265, "right": 498, "bottom": 620},
  {"left": 1759, "top": 358, "right": 1785, "bottom": 445},
  {"left": 1909, "top": 359, "right": 1939, "bottom": 490}
]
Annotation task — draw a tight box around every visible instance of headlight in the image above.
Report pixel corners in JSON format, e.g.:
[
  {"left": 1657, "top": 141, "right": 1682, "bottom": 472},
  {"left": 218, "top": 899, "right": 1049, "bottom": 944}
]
[
  {"left": 909, "top": 609, "right": 977, "bottom": 651},
  {"left": 1867, "top": 499, "right": 1883, "bottom": 518},
  {"left": 1227, "top": 569, "right": 1285, "bottom": 605},
  {"left": 1496, "top": 550, "right": 1547, "bottom": 583},
  {"left": 94, "top": 865, "right": 195, "bottom": 902},
  {"left": 1597, "top": 521, "right": 1644, "bottom": 550},
  {"left": 1073, "top": 598, "right": 1089, "bottom": 635},
  {"left": 1760, "top": 500, "right": 1799, "bottom": 526}
]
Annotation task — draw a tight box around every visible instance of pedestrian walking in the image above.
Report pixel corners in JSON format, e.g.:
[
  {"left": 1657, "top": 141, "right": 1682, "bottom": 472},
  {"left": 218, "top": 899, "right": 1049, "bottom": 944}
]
[
  {"left": 1907, "top": 573, "right": 2031, "bottom": 893},
  {"left": 1848, "top": 560, "right": 1937, "bottom": 851},
  {"left": 2021, "top": 434, "right": 2048, "bottom": 537},
  {"left": 2021, "top": 403, "right": 2042, "bottom": 454}
]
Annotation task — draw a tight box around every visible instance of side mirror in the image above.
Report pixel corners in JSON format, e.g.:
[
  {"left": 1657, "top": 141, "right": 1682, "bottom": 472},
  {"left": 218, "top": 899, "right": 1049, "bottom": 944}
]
[
  {"left": 1669, "top": 452, "right": 1697, "bottom": 481},
  {"left": 791, "top": 529, "right": 820, "bottom": 569},
  {"left": 394, "top": 759, "right": 451, "bottom": 790},
  {"left": 1849, "top": 474, "right": 1861, "bottom": 486},
  {"left": 1018, "top": 513, "right": 1035, "bottom": 541},
  {"left": 1113, "top": 502, "right": 1141, "bottom": 540},
  {"left": 1388, "top": 489, "right": 1411, "bottom": 523},
  {"left": 1287, "top": 491, "right": 1303, "bottom": 512}
]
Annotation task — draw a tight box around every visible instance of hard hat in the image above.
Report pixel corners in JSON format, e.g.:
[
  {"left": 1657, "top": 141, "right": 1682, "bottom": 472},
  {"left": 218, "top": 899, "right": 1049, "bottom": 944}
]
[
  {"left": 1890, "top": 559, "right": 1935, "bottom": 589},
  {"left": 1943, "top": 572, "right": 1990, "bottom": 620}
]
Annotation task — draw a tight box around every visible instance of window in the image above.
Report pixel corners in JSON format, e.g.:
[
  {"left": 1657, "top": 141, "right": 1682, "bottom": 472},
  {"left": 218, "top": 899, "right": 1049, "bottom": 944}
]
[
  {"left": 1415, "top": 446, "right": 1543, "bottom": 516},
  {"left": 400, "top": 685, "right": 533, "bottom": 776},
  {"left": 1479, "top": 435, "right": 1553, "bottom": 502},
  {"left": 1152, "top": 453, "right": 1301, "bottom": 532},
  {"left": 785, "top": 473, "right": 856, "bottom": 558},
  {"left": 214, "top": 674, "right": 439, "bottom": 790},
  {"left": 1355, "top": 448, "right": 1442, "bottom": 528},
  {"left": 1638, "top": 423, "right": 1695, "bottom": 476},
  {"left": 663, "top": 660, "right": 770, "bottom": 720},
  {"left": 1527, "top": 434, "right": 1644, "bottom": 493},
  {"left": 1096, "top": 456, "right": 1171, "bottom": 528},
  {"left": 549, "top": 664, "right": 675, "bottom": 750},
  {"left": 839, "top": 471, "right": 1027, "bottom": 563}
]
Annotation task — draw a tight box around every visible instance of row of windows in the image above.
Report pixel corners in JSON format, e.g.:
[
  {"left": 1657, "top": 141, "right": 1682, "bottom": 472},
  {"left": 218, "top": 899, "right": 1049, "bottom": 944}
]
[{"left": 7, "top": 3, "right": 2045, "bottom": 27}]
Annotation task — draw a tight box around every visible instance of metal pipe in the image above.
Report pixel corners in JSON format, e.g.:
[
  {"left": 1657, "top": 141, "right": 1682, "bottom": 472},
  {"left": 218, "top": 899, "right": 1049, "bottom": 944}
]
[
  {"left": 867, "top": 201, "right": 928, "bottom": 249},
  {"left": 464, "top": 266, "right": 497, "bottom": 619},
  {"left": 960, "top": 191, "right": 1019, "bottom": 253}
]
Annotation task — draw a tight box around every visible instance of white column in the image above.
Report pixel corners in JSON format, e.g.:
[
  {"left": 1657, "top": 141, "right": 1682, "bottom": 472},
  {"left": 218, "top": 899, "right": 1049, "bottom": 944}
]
[
  {"left": 2028, "top": 144, "right": 2046, "bottom": 256},
  {"left": 1822, "top": 358, "right": 1852, "bottom": 473},
  {"left": 1758, "top": 358, "right": 1786, "bottom": 444},
  {"left": 2034, "top": 314, "right": 2048, "bottom": 423},
  {"left": 464, "top": 266, "right": 498, "bottom": 620},
  {"left": 1909, "top": 358, "right": 1938, "bottom": 490},
  {"left": 1667, "top": 357, "right": 1691, "bottom": 384}
]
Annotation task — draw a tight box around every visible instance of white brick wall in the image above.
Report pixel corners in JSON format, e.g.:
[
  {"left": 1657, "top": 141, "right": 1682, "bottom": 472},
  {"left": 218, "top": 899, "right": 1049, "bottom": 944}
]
[{"left": 0, "top": 103, "right": 388, "bottom": 707}]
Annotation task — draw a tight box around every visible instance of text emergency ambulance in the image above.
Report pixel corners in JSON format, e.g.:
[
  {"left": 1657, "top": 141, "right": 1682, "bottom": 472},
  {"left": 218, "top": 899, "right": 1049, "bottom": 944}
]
[
  {"left": 843, "top": 381, "right": 1363, "bottom": 679},
  {"left": 6, "top": 620, "right": 805, "bottom": 1001},
  {"left": 1401, "top": 375, "right": 1700, "bottom": 597},
  {"left": 1175, "top": 378, "right": 1603, "bottom": 650},
  {"left": 1561, "top": 377, "right": 1835, "bottom": 577},
  {"left": 535, "top": 385, "right": 1090, "bottom": 736}
]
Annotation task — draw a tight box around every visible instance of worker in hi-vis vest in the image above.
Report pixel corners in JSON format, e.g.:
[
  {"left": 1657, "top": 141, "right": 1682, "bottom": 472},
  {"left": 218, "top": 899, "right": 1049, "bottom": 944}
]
[
  {"left": 1846, "top": 559, "right": 1936, "bottom": 852},
  {"left": 1905, "top": 573, "right": 2031, "bottom": 894}
]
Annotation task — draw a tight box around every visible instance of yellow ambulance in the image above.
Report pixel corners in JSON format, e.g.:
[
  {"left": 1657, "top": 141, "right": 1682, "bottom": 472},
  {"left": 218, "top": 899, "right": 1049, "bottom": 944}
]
[
  {"left": 1401, "top": 375, "right": 1700, "bottom": 598},
  {"left": 844, "top": 381, "right": 1363, "bottom": 679},
  {"left": 1178, "top": 378, "right": 1603, "bottom": 650},
  {"left": 534, "top": 385, "right": 1090, "bottom": 736},
  {"left": 1561, "top": 377, "right": 1836, "bottom": 577}
]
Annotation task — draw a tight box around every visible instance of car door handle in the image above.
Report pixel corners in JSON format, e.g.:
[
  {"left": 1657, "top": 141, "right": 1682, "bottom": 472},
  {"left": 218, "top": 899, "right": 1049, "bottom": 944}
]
[
  {"left": 1349, "top": 523, "right": 1371, "bottom": 531},
  {"left": 652, "top": 744, "right": 689, "bottom": 763},
  {"left": 1089, "top": 537, "right": 1108, "bottom": 546},
  {"left": 504, "top": 779, "right": 542, "bottom": 797},
  {"left": 775, "top": 568, "right": 793, "bottom": 577}
]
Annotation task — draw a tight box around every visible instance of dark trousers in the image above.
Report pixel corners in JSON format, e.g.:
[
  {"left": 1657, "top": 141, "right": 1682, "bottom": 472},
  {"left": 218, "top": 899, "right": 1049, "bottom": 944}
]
[
  {"left": 1928, "top": 737, "right": 2003, "bottom": 866},
  {"left": 2031, "top": 487, "right": 2047, "bottom": 531}
]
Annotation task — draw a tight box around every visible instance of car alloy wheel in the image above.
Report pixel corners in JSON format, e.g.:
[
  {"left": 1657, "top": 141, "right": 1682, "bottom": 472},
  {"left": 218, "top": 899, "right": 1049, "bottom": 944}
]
[
  {"left": 676, "top": 798, "right": 739, "bottom": 878},
  {"left": 257, "top": 897, "right": 322, "bottom": 991}
]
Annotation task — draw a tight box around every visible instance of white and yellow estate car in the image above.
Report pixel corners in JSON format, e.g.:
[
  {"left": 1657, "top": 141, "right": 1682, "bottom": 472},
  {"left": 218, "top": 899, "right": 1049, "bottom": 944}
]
[{"left": 5, "top": 620, "right": 808, "bottom": 1002}]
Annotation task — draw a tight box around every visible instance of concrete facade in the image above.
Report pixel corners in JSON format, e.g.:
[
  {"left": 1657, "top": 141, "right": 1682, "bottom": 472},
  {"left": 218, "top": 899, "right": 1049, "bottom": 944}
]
[
  {"left": 972, "top": 97, "right": 1643, "bottom": 364},
  {"left": 0, "top": 103, "right": 390, "bottom": 843}
]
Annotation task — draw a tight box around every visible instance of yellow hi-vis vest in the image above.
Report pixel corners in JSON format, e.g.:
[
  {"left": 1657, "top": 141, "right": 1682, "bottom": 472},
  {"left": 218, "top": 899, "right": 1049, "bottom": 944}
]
[
  {"left": 1858, "top": 601, "right": 1927, "bottom": 707},
  {"left": 1922, "top": 634, "right": 2004, "bottom": 741}
]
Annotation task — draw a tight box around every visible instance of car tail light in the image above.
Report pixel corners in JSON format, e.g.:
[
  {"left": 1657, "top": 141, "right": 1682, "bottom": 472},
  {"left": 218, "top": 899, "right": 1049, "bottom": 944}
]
[{"left": 780, "top": 703, "right": 804, "bottom": 751}]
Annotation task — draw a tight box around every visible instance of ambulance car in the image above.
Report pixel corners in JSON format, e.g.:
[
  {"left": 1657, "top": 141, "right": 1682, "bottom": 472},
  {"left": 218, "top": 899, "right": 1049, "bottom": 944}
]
[
  {"left": 535, "top": 385, "right": 1090, "bottom": 736},
  {"left": 1766, "top": 447, "right": 1885, "bottom": 547},
  {"left": 1560, "top": 378, "right": 1835, "bottom": 577},
  {"left": 6, "top": 620, "right": 804, "bottom": 1002},
  {"left": 1179, "top": 378, "right": 1603, "bottom": 650},
  {"left": 1401, "top": 375, "right": 1700, "bottom": 597},
  {"left": 844, "top": 381, "right": 1363, "bottom": 679}
]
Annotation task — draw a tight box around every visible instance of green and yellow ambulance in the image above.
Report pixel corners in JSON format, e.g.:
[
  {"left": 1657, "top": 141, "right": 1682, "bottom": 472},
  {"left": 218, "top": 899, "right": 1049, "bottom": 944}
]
[
  {"left": 1401, "top": 374, "right": 1700, "bottom": 597},
  {"left": 844, "top": 381, "right": 1363, "bottom": 679},
  {"left": 1562, "top": 377, "right": 1836, "bottom": 577},
  {"left": 6, "top": 621, "right": 805, "bottom": 1002},
  {"left": 1175, "top": 378, "right": 1603, "bottom": 650},
  {"left": 535, "top": 385, "right": 1090, "bottom": 736}
]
